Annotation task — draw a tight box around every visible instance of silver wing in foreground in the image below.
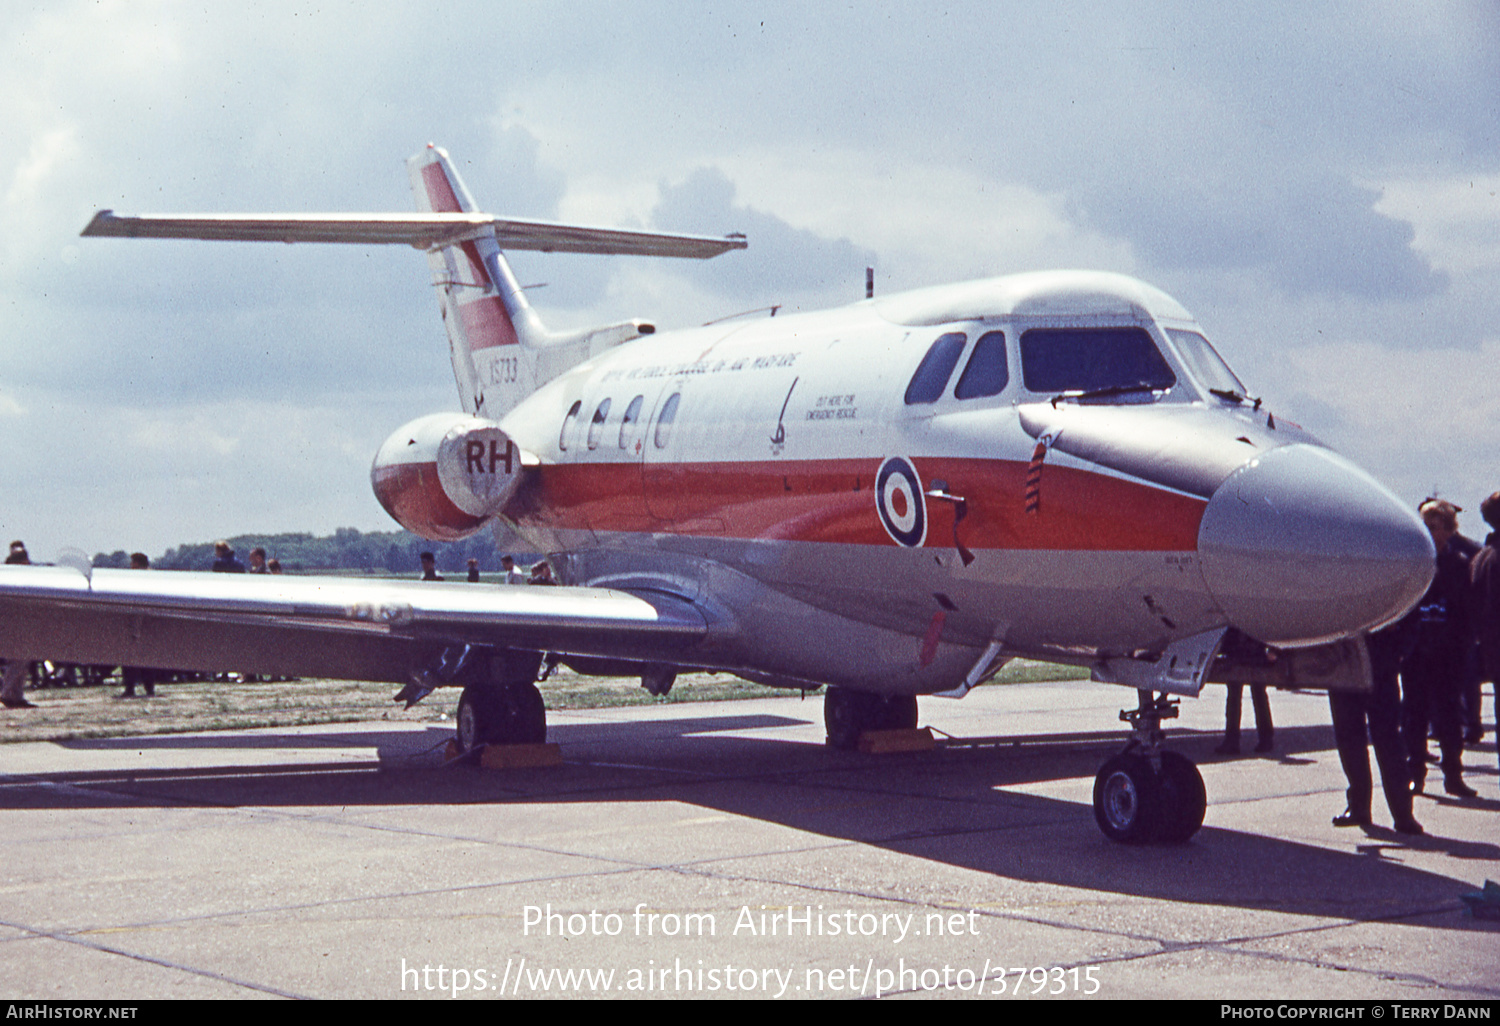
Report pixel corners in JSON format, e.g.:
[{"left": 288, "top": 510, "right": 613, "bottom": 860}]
[{"left": 0, "top": 565, "right": 707, "bottom": 692}]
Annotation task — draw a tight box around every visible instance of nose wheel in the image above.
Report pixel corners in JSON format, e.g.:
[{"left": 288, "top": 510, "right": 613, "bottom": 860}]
[{"left": 1092, "top": 691, "right": 1206, "bottom": 844}]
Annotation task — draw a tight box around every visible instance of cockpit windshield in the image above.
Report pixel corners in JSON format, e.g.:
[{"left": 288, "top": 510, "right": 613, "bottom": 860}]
[
  {"left": 1020, "top": 327, "right": 1176, "bottom": 397},
  {"left": 1165, "top": 328, "right": 1249, "bottom": 399}
]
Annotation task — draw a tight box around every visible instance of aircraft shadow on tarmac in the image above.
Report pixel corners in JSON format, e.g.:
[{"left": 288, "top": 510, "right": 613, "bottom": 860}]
[{"left": 7, "top": 712, "right": 1498, "bottom": 929}]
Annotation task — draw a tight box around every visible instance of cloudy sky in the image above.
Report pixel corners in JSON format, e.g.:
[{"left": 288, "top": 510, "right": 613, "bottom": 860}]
[{"left": 2, "top": 1, "right": 1497, "bottom": 561}]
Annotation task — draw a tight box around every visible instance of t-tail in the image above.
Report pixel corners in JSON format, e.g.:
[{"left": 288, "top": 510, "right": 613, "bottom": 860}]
[
  {"left": 83, "top": 143, "right": 747, "bottom": 421},
  {"left": 409, "top": 145, "right": 547, "bottom": 417},
  {"left": 409, "top": 144, "right": 738, "bottom": 419}
]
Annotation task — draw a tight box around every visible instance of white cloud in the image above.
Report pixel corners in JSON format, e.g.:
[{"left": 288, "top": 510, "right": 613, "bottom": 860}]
[
  {"left": 714, "top": 148, "right": 1139, "bottom": 289},
  {"left": 1281, "top": 338, "right": 1500, "bottom": 530},
  {"left": 0, "top": 395, "right": 410, "bottom": 560},
  {"left": 1375, "top": 174, "right": 1500, "bottom": 277}
]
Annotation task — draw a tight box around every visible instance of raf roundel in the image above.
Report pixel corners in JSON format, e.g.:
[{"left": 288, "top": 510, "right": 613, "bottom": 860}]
[{"left": 875, "top": 456, "right": 927, "bottom": 548}]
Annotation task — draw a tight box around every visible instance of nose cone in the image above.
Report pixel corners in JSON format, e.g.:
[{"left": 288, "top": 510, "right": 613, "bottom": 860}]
[{"left": 1198, "top": 444, "right": 1434, "bottom": 647}]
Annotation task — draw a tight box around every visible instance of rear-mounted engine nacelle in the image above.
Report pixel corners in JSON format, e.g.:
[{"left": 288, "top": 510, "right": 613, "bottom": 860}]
[{"left": 371, "top": 412, "right": 525, "bottom": 541}]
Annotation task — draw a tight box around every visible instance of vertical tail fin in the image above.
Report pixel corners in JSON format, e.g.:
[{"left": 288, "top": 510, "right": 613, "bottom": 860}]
[{"left": 408, "top": 144, "right": 547, "bottom": 418}]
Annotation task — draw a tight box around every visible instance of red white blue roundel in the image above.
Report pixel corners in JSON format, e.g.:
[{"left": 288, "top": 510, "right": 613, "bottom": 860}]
[{"left": 875, "top": 456, "right": 927, "bottom": 548}]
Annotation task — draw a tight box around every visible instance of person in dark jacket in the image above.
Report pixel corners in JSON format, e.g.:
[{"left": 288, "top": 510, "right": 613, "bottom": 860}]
[
  {"left": 211, "top": 540, "right": 246, "bottom": 573},
  {"left": 1470, "top": 491, "right": 1500, "bottom": 772},
  {"left": 120, "top": 553, "right": 157, "bottom": 698},
  {"left": 1402, "top": 500, "right": 1476, "bottom": 798},
  {"left": 1, "top": 541, "right": 35, "bottom": 708},
  {"left": 1330, "top": 622, "right": 1422, "bottom": 833}
]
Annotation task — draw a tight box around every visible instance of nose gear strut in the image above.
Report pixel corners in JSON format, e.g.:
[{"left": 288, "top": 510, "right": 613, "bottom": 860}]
[{"left": 1092, "top": 689, "right": 1206, "bottom": 844}]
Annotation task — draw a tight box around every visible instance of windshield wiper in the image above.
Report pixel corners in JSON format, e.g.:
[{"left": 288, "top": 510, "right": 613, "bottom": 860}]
[
  {"left": 1050, "top": 383, "right": 1164, "bottom": 408},
  {"left": 1209, "top": 388, "right": 1262, "bottom": 410}
]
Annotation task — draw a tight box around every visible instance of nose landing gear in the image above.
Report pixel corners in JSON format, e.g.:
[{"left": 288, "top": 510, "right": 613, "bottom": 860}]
[{"left": 1092, "top": 690, "right": 1206, "bottom": 844}]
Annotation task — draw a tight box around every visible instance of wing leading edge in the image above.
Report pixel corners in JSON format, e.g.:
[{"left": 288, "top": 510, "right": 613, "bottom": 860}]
[
  {"left": 0, "top": 566, "right": 709, "bottom": 685},
  {"left": 81, "top": 211, "right": 748, "bottom": 259}
]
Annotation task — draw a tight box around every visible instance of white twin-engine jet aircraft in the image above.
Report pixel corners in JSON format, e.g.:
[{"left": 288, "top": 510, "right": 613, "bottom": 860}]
[{"left": 0, "top": 145, "right": 1435, "bottom": 843}]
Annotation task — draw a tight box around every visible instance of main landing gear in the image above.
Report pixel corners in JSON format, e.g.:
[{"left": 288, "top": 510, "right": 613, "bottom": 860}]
[
  {"left": 454, "top": 650, "right": 547, "bottom": 754},
  {"left": 823, "top": 685, "right": 918, "bottom": 749},
  {"left": 1093, "top": 690, "right": 1206, "bottom": 844}
]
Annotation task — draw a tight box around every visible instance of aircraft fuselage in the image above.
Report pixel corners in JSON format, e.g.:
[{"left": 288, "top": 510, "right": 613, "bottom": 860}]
[{"left": 487, "top": 270, "right": 1433, "bottom": 696}]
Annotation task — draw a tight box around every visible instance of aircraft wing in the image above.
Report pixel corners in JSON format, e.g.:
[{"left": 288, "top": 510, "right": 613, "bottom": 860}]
[
  {"left": 0, "top": 565, "right": 708, "bottom": 685},
  {"left": 81, "top": 211, "right": 747, "bottom": 259}
]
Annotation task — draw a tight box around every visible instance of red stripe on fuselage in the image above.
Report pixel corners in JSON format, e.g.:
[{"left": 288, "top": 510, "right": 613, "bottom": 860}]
[{"left": 522, "top": 457, "right": 1205, "bottom": 550}]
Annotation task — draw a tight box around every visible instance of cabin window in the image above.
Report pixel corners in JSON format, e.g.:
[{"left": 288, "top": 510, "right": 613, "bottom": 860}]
[
  {"left": 953, "top": 330, "right": 1008, "bottom": 399},
  {"left": 1020, "top": 327, "right": 1176, "bottom": 395},
  {"left": 586, "top": 398, "right": 611, "bottom": 450},
  {"left": 904, "top": 332, "right": 967, "bottom": 405},
  {"left": 654, "top": 392, "right": 681, "bottom": 448},
  {"left": 618, "top": 394, "right": 644, "bottom": 449},
  {"left": 1166, "top": 329, "right": 1248, "bottom": 397},
  {"left": 559, "top": 400, "right": 582, "bottom": 451}
]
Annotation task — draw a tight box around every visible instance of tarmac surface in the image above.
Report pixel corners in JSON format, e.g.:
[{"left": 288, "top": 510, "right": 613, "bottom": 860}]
[{"left": 0, "top": 680, "right": 1495, "bottom": 1001}]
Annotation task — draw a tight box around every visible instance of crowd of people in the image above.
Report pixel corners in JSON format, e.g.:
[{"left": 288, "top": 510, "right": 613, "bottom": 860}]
[{"left": 1325, "top": 494, "right": 1499, "bottom": 835}]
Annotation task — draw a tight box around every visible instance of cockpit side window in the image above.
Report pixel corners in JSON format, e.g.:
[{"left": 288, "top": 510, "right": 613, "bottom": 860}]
[
  {"left": 1165, "top": 329, "right": 1248, "bottom": 397},
  {"left": 904, "top": 332, "right": 967, "bottom": 405},
  {"left": 1020, "top": 327, "right": 1176, "bottom": 394},
  {"left": 953, "top": 330, "right": 1008, "bottom": 399}
]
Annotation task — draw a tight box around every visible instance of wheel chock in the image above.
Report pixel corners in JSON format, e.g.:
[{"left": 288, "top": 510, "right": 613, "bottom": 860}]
[
  {"left": 480, "top": 743, "right": 563, "bottom": 769},
  {"left": 856, "top": 727, "right": 935, "bottom": 754},
  {"left": 443, "top": 741, "right": 563, "bottom": 768}
]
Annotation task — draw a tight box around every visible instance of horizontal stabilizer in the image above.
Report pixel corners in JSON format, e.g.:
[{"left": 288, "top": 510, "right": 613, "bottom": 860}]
[{"left": 82, "top": 210, "right": 747, "bottom": 259}]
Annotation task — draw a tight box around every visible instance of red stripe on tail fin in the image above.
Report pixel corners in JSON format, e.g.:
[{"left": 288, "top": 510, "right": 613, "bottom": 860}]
[
  {"left": 420, "top": 161, "right": 465, "bottom": 213},
  {"left": 460, "top": 296, "right": 519, "bottom": 350}
]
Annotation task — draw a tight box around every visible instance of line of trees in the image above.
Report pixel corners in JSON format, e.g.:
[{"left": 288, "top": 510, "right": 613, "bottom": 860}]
[{"left": 91, "top": 527, "right": 535, "bottom": 575}]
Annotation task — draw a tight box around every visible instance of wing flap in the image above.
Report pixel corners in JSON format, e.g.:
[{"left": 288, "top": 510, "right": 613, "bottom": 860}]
[
  {"left": 0, "top": 566, "right": 708, "bottom": 682},
  {"left": 82, "top": 211, "right": 747, "bottom": 258}
]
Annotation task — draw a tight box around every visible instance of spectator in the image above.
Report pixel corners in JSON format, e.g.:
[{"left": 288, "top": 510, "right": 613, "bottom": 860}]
[
  {"left": 2, "top": 541, "right": 35, "bottom": 708},
  {"left": 420, "top": 552, "right": 443, "bottom": 581},
  {"left": 1330, "top": 623, "right": 1422, "bottom": 833},
  {"left": 212, "top": 541, "right": 246, "bottom": 573},
  {"left": 1403, "top": 499, "right": 1476, "bottom": 798},
  {"left": 120, "top": 553, "right": 156, "bottom": 698},
  {"left": 501, "top": 555, "right": 526, "bottom": 585},
  {"left": 1470, "top": 491, "right": 1500, "bottom": 771},
  {"left": 1216, "top": 683, "right": 1274, "bottom": 756}
]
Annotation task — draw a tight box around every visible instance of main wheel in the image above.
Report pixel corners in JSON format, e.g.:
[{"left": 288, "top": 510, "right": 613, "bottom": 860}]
[
  {"left": 824, "top": 686, "right": 879, "bottom": 749},
  {"left": 640, "top": 664, "right": 677, "bottom": 697},
  {"left": 1093, "top": 753, "right": 1160, "bottom": 844},
  {"left": 873, "top": 694, "right": 918, "bottom": 731},
  {"left": 456, "top": 682, "right": 548, "bottom": 753},
  {"left": 1153, "top": 751, "right": 1207, "bottom": 844}
]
